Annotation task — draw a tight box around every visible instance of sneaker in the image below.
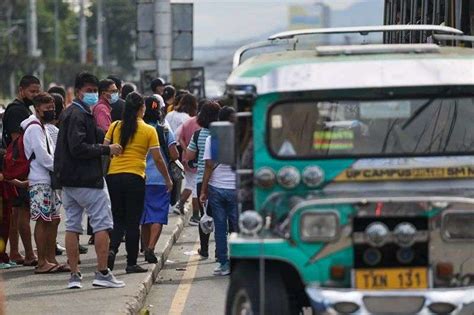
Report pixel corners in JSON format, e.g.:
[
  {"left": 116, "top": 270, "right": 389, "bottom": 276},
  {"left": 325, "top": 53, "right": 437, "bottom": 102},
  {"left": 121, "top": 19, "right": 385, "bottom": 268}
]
[
  {"left": 173, "top": 202, "right": 184, "bottom": 215},
  {"left": 79, "top": 244, "right": 88, "bottom": 254},
  {"left": 126, "top": 264, "right": 148, "bottom": 274},
  {"left": 213, "top": 262, "right": 230, "bottom": 276},
  {"left": 92, "top": 269, "right": 125, "bottom": 288},
  {"left": 188, "top": 216, "right": 200, "bottom": 226},
  {"left": 144, "top": 249, "right": 158, "bottom": 264},
  {"left": 197, "top": 248, "right": 209, "bottom": 260},
  {"left": 8, "top": 261, "right": 19, "bottom": 268},
  {"left": 56, "top": 243, "right": 64, "bottom": 256},
  {"left": 107, "top": 251, "right": 116, "bottom": 271},
  {"left": 68, "top": 272, "right": 83, "bottom": 289},
  {"left": 0, "top": 263, "right": 11, "bottom": 270}
]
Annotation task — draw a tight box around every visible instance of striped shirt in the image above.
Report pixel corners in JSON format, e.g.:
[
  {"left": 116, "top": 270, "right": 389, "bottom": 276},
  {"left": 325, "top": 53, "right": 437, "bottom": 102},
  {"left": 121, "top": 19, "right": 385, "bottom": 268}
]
[{"left": 187, "top": 128, "right": 210, "bottom": 183}]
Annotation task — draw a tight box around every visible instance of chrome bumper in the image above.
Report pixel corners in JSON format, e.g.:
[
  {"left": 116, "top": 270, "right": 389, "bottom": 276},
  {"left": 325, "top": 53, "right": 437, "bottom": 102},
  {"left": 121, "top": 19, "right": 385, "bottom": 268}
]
[{"left": 306, "top": 285, "right": 474, "bottom": 314}]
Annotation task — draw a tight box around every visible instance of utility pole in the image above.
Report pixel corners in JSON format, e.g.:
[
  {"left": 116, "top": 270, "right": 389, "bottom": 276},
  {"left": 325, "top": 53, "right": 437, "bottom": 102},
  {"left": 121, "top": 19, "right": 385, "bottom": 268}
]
[
  {"left": 54, "top": 0, "right": 60, "bottom": 82},
  {"left": 154, "top": 0, "right": 172, "bottom": 82},
  {"left": 79, "top": 0, "right": 87, "bottom": 64},
  {"left": 27, "top": 0, "right": 39, "bottom": 57},
  {"left": 96, "top": 0, "right": 104, "bottom": 66}
]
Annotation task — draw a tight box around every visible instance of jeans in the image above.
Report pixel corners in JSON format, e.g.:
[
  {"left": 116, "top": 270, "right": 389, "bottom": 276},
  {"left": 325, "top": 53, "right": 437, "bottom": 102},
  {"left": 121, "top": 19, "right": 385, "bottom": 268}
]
[
  {"left": 106, "top": 173, "right": 145, "bottom": 266},
  {"left": 208, "top": 185, "right": 238, "bottom": 265}
]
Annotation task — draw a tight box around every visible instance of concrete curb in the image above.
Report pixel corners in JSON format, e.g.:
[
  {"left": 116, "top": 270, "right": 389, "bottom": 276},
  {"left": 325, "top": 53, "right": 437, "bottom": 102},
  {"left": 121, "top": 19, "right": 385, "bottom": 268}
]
[{"left": 122, "top": 211, "right": 190, "bottom": 315}]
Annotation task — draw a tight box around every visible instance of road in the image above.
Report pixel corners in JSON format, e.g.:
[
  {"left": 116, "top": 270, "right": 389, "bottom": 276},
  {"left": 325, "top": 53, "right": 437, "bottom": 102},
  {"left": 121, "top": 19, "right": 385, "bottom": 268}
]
[{"left": 142, "top": 225, "right": 228, "bottom": 315}]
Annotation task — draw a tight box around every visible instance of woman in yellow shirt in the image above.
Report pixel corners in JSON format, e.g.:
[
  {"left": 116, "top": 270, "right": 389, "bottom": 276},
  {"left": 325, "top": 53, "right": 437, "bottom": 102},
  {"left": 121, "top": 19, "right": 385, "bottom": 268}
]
[{"left": 104, "top": 92, "right": 172, "bottom": 274}]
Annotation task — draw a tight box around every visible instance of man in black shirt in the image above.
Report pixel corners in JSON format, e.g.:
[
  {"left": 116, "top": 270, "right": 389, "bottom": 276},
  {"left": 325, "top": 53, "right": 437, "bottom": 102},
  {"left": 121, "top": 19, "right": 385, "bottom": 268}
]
[
  {"left": 2, "top": 75, "right": 40, "bottom": 266},
  {"left": 107, "top": 75, "right": 125, "bottom": 122}
]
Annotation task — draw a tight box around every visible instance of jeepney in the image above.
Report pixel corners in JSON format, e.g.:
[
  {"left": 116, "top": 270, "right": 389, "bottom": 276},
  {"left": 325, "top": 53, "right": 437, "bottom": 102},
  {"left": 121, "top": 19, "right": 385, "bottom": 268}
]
[{"left": 210, "top": 25, "right": 474, "bottom": 315}]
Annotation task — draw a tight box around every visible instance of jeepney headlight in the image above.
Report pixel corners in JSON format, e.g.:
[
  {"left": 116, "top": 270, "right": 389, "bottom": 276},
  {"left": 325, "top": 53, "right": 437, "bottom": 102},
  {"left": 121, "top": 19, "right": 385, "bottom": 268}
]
[
  {"left": 302, "top": 166, "right": 325, "bottom": 188},
  {"left": 441, "top": 210, "right": 474, "bottom": 241},
  {"left": 393, "top": 222, "right": 417, "bottom": 247},
  {"left": 239, "top": 211, "right": 263, "bottom": 236},
  {"left": 255, "top": 167, "right": 276, "bottom": 189},
  {"left": 277, "top": 166, "right": 301, "bottom": 189},
  {"left": 300, "top": 211, "right": 339, "bottom": 242},
  {"left": 365, "top": 222, "right": 389, "bottom": 247}
]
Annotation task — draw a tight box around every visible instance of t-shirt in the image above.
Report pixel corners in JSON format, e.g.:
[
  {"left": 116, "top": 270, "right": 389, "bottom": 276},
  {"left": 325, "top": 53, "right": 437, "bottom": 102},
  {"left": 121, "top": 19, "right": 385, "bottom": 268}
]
[
  {"left": 2, "top": 99, "right": 32, "bottom": 147},
  {"left": 203, "top": 136, "right": 236, "bottom": 189},
  {"left": 165, "top": 111, "right": 190, "bottom": 134},
  {"left": 105, "top": 119, "right": 160, "bottom": 178},
  {"left": 187, "top": 128, "right": 210, "bottom": 183},
  {"left": 145, "top": 124, "right": 176, "bottom": 185}
]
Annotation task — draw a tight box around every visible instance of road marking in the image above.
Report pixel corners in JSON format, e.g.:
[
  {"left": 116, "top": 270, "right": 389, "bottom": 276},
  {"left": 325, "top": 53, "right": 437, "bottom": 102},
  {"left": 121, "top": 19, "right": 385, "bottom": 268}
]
[{"left": 168, "top": 240, "right": 201, "bottom": 315}]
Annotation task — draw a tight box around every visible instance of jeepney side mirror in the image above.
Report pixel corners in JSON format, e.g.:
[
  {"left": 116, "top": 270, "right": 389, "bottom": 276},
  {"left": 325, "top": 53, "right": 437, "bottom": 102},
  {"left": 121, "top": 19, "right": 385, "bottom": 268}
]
[{"left": 209, "top": 121, "right": 236, "bottom": 167}]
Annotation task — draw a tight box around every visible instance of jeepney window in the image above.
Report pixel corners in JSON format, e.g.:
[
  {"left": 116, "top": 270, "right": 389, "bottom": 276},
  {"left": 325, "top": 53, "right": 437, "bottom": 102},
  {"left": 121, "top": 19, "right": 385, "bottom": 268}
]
[{"left": 268, "top": 98, "right": 474, "bottom": 158}]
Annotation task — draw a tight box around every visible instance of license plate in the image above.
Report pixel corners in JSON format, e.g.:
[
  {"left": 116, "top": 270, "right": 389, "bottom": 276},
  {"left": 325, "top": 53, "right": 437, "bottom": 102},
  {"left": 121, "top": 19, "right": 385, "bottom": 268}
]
[{"left": 355, "top": 267, "right": 428, "bottom": 290}]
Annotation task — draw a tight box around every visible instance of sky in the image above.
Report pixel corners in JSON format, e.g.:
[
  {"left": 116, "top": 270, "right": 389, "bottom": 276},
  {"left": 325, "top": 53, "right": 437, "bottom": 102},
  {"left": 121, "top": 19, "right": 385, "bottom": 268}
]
[{"left": 191, "top": 0, "right": 384, "bottom": 46}]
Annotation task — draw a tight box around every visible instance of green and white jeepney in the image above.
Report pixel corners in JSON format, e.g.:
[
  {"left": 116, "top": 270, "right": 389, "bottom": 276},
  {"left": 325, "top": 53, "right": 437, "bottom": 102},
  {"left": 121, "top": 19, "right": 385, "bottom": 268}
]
[{"left": 212, "top": 25, "right": 474, "bottom": 315}]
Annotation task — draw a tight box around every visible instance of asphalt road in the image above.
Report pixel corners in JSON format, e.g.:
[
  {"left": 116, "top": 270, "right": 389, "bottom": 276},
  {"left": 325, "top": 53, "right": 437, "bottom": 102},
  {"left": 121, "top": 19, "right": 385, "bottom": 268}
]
[{"left": 142, "top": 225, "right": 228, "bottom": 315}]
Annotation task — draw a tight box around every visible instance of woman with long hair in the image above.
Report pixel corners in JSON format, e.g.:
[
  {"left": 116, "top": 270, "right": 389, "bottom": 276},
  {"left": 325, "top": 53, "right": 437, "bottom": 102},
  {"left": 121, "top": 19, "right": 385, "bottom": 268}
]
[
  {"left": 162, "top": 85, "right": 176, "bottom": 114},
  {"left": 141, "top": 96, "right": 179, "bottom": 263},
  {"left": 166, "top": 92, "right": 198, "bottom": 134},
  {"left": 104, "top": 92, "right": 172, "bottom": 273}
]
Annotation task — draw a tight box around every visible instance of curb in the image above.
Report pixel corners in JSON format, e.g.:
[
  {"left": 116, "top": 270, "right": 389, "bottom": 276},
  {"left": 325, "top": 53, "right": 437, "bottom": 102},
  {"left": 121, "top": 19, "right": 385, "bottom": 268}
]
[{"left": 122, "top": 210, "right": 190, "bottom": 315}]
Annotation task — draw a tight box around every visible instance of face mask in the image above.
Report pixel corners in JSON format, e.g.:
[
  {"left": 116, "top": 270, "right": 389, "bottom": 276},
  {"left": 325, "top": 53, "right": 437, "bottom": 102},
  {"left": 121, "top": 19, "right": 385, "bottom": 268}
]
[
  {"left": 110, "top": 92, "right": 119, "bottom": 104},
  {"left": 42, "top": 110, "right": 55, "bottom": 123},
  {"left": 82, "top": 92, "right": 99, "bottom": 106}
]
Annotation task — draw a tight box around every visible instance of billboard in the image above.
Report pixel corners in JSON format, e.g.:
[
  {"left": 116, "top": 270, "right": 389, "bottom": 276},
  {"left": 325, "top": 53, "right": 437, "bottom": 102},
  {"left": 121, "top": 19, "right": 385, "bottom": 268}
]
[{"left": 289, "top": 3, "right": 330, "bottom": 30}]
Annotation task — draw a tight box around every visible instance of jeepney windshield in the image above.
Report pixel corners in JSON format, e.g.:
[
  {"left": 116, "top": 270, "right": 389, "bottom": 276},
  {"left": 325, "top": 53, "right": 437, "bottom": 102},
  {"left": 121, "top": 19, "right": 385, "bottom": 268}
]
[{"left": 268, "top": 97, "right": 474, "bottom": 158}]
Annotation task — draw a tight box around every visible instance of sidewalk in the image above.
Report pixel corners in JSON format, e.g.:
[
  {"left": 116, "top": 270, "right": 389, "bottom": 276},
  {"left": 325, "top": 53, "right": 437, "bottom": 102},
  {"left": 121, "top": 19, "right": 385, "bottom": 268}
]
[{"left": 1, "top": 210, "right": 189, "bottom": 315}]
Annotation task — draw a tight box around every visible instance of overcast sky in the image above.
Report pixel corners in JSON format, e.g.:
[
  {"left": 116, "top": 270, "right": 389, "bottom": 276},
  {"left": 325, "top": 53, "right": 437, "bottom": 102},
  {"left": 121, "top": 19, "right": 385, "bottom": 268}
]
[{"left": 192, "top": 0, "right": 384, "bottom": 46}]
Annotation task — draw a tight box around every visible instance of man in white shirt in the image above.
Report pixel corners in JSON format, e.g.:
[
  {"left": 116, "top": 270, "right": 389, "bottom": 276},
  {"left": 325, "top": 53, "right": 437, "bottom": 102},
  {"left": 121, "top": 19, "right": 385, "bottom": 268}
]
[
  {"left": 22, "top": 92, "right": 64, "bottom": 274},
  {"left": 199, "top": 106, "right": 238, "bottom": 276}
]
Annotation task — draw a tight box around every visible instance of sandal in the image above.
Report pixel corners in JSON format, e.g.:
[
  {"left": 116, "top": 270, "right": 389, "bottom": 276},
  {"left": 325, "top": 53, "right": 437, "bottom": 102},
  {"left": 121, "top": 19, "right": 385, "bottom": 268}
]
[
  {"left": 34, "top": 264, "right": 59, "bottom": 274},
  {"left": 23, "top": 259, "right": 38, "bottom": 267},
  {"left": 54, "top": 264, "right": 71, "bottom": 273}
]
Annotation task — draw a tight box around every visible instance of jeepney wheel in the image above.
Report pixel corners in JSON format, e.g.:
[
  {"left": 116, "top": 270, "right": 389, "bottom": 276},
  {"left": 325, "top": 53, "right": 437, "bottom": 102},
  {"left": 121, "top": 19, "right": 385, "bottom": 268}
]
[{"left": 226, "top": 262, "right": 292, "bottom": 315}]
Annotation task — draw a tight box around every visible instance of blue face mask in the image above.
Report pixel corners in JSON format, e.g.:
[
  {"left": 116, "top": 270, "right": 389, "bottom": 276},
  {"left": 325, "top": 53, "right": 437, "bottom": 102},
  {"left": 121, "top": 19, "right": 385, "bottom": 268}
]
[
  {"left": 82, "top": 92, "right": 99, "bottom": 106},
  {"left": 110, "top": 92, "right": 119, "bottom": 104}
]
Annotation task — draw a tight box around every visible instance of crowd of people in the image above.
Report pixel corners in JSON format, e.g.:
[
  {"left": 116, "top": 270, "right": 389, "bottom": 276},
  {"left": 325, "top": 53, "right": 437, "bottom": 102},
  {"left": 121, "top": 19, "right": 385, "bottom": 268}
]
[{"left": 0, "top": 72, "right": 238, "bottom": 289}]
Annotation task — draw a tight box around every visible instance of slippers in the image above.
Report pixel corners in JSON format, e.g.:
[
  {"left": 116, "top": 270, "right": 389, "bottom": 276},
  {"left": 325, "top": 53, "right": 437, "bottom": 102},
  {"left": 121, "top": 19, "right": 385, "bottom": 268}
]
[
  {"left": 54, "top": 264, "right": 71, "bottom": 273},
  {"left": 24, "top": 259, "right": 38, "bottom": 267},
  {"left": 34, "top": 264, "right": 59, "bottom": 274}
]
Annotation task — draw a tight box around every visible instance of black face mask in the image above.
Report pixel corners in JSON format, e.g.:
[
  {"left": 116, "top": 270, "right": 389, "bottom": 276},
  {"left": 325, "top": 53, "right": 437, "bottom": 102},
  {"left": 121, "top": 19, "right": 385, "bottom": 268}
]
[
  {"left": 23, "top": 97, "right": 34, "bottom": 106},
  {"left": 42, "top": 110, "right": 56, "bottom": 123}
]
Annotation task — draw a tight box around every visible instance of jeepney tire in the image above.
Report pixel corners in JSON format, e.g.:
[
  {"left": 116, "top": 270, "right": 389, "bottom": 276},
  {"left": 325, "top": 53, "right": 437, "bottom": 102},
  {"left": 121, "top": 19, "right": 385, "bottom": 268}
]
[{"left": 226, "top": 262, "right": 292, "bottom": 315}]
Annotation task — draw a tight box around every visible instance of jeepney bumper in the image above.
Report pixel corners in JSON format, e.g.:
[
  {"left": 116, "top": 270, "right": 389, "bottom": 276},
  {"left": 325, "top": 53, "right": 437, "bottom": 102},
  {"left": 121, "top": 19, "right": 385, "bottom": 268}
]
[{"left": 306, "top": 285, "right": 474, "bottom": 314}]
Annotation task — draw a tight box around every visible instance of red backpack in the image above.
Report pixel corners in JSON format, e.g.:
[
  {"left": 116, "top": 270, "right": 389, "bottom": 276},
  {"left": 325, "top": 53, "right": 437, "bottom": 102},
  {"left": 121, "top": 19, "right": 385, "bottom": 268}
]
[{"left": 3, "top": 121, "right": 42, "bottom": 181}]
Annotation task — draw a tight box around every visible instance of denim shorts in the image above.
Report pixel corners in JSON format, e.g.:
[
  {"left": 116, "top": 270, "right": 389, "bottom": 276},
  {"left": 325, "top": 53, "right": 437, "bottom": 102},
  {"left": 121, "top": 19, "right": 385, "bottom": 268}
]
[{"left": 62, "top": 184, "right": 113, "bottom": 234}]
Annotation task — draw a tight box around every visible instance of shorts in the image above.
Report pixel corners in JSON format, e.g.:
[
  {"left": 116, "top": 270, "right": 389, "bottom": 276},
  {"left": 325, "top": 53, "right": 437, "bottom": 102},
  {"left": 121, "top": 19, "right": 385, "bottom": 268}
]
[
  {"left": 12, "top": 187, "right": 30, "bottom": 208},
  {"left": 62, "top": 185, "right": 113, "bottom": 234},
  {"left": 184, "top": 171, "right": 197, "bottom": 198},
  {"left": 141, "top": 185, "right": 169, "bottom": 225},
  {"left": 29, "top": 184, "right": 61, "bottom": 222}
]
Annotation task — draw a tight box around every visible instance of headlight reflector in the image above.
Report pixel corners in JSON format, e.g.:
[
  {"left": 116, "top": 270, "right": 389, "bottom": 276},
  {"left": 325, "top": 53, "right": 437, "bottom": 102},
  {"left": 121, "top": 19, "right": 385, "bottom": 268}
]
[
  {"left": 441, "top": 210, "right": 474, "bottom": 241},
  {"left": 393, "top": 222, "right": 417, "bottom": 247},
  {"left": 365, "top": 222, "right": 389, "bottom": 247},
  {"left": 302, "top": 166, "right": 325, "bottom": 188},
  {"left": 254, "top": 167, "right": 276, "bottom": 189},
  {"left": 300, "top": 211, "right": 339, "bottom": 242},
  {"left": 239, "top": 211, "right": 263, "bottom": 236},
  {"left": 277, "top": 166, "right": 301, "bottom": 189}
]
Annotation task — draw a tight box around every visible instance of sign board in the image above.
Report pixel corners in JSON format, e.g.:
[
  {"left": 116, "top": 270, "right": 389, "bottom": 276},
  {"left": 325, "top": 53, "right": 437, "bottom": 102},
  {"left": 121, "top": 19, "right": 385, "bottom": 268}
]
[
  {"left": 289, "top": 4, "right": 329, "bottom": 30},
  {"left": 136, "top": 2, "right": 193, "bottom": 61}
]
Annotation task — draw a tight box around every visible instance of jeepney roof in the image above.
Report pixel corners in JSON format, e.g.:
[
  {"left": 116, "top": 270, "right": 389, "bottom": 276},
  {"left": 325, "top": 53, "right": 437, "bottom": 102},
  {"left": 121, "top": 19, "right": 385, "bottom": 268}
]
[{"left": 226, "top": 46, "right": 474, "bottom": 95}]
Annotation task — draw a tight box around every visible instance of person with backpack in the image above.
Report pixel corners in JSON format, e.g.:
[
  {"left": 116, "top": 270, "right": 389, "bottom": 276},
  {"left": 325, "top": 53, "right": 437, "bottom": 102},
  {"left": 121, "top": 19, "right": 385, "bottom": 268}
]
[
  {"left": 21, "top": 92, "right": 66, "bottom": 274},
  {"left": 186, "top": 100, "right": 221, "bottom": 259},
  {"left": 140, "top": 96, "right": 179, "bottom": 263},
  {"left": 2, "top": 75, "right": 40, "bottom": 266},
  {"left": 105, "top": 92, "right": 173, "bottom": 273}
]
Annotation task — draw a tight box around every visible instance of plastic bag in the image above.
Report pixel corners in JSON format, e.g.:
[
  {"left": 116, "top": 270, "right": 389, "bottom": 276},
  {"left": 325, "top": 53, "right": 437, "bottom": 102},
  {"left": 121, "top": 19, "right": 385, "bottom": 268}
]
[{"left": 199, "top": 201, "right": 214, "bottom": 234}]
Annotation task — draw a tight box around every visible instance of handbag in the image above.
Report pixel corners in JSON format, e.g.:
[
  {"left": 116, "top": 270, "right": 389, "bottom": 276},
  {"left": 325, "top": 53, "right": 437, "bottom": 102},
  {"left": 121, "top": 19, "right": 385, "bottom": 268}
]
[{"left": 199, "top": 201, "right": 214, "bottom": 234}]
